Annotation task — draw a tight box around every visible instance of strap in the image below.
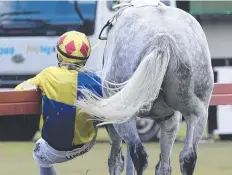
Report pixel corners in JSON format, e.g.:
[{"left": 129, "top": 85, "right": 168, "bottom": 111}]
[
  {"left": 99, "top": 4, "right": 133, "bottom": 40},
  {"left": 56, "top": 44, "right": 89, "bottom": 60}
]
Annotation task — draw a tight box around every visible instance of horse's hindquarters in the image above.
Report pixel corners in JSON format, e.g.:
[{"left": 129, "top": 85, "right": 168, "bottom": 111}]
[{"left": 162, "top": 36, "right": 213, "bottom": 115}]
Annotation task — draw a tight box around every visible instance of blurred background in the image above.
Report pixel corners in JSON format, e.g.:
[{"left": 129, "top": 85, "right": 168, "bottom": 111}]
[{"left": 0, "top": 1, "right": 232, "bottom": 175}]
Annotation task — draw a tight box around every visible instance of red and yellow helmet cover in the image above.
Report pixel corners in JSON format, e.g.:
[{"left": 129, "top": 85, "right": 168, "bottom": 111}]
[{"left": 56, "top": 31, "right": 91, "bottom": 64}]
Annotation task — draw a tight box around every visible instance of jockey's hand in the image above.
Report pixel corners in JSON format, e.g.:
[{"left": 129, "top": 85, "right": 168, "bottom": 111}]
[{"left": 23, "top": 82, "right": 38, "bottom": 90}]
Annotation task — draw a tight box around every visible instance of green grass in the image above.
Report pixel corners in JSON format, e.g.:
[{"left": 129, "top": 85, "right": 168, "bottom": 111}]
[{"left": 1, "top": 123, "right": 232, "bottom": 175}]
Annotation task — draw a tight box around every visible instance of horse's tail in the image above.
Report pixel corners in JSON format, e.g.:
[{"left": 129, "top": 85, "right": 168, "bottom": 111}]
[{"left": 77, "top": 33, "right": 176, "bottom": 125}]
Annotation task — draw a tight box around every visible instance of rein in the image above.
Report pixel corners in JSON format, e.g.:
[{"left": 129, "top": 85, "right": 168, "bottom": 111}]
[{"left": 99, "top": 3, "right": 132, "bottom": 40}]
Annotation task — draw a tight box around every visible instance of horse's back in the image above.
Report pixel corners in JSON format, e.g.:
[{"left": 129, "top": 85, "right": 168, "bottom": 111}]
[
  {"left": 113, "top": 5, "right": 210, "bottom": 63},
  {"left": 120, "top": 5, "right": 205, "bottom": 40}
]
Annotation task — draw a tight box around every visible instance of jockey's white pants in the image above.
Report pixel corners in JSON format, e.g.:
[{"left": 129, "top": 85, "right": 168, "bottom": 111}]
[{"left": 33, "top": 138, "right": 96, "bottom": 168}]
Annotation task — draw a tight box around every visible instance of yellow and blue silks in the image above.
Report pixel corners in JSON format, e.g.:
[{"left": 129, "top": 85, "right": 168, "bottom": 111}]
[{"left": 15, "top": 66, "right": 102, "bottom": 151}]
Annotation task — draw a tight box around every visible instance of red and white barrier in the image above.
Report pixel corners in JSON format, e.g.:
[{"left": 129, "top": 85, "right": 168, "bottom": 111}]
[
  {"left": 0, "top": 83, "right": 232, "bottom": 115},
  {"left": 210, "top": 83, "right": 232, "bottom": 105},
  {"left": 0, "top": 90, "right": 41, "bottom": 115}
]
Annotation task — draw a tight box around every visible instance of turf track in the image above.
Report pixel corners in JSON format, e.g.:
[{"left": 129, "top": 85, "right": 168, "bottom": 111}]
[{"left": 1, "top": 124, "right": 232, "bottom": 175}]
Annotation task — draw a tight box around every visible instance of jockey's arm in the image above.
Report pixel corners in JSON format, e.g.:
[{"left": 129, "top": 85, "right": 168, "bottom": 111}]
[{"left": 14, "top": 70, "right": 45, "bottom": 91}]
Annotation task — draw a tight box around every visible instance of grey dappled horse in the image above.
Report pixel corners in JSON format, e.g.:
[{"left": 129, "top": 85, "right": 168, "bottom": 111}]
[{"left": 79, "top": 0, "right": 214, "bottom": 175}]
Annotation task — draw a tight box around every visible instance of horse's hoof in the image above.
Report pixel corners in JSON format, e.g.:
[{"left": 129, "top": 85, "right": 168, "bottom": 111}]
[
  {"left": 179, "top": 148, "right": 197, "bottom": 175},
  {"left": 155, "top": 168, "right": 172, "bottom": 175},
  {"left": 155, "top": 154, "right": 172, "bottom": 175},
  {"left": 129, "top": 142, "right": 148, "bottom": 175},
  {"left": 108, "top": 148, "right": 125, "bottom": 175},
  {"left": 155, "top": 164, "right": 172, "bottom": 175}
]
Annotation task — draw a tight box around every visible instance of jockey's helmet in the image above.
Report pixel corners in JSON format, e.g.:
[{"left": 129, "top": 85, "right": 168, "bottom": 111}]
[{"left": 56, "top": 31, "right": 91, "bottom": 66}]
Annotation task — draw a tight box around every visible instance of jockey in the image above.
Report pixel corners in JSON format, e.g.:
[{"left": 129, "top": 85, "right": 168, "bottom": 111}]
[{"left": 15, "top": 31, "right": 102, "bottom": 175}]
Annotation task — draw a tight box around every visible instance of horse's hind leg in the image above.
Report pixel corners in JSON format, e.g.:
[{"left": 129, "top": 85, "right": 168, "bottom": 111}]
[
  {"left": 179, "top": 103, "right": 208, "bottom": 175},
  {"left": 113, "top": 118, "right": 148, "bottom": 175},
  {"left": 106, "top": 125, "right": 125, "bottom": 175},
  {"left": 193, "top": 110, "right": 208, "bottom": 148},
  {"left": 155, "top": 111, "right": 181, "bottom": 175}
]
